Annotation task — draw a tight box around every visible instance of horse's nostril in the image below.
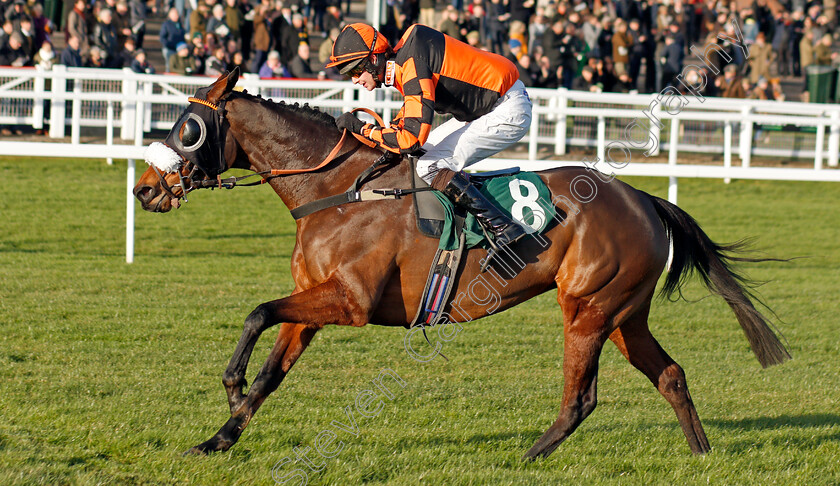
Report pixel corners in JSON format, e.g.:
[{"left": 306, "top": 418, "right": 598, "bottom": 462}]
[{"left": 134, "top": 185, "right": 154, "bottom": 203}]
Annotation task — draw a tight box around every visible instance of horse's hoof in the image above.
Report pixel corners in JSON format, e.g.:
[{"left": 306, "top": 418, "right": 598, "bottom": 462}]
[
  {"left": 183, "top": 446, "right": 208, "bottom": 456},
  {"left": 521, "top": 450, "right": 541, "bottom": 462}
]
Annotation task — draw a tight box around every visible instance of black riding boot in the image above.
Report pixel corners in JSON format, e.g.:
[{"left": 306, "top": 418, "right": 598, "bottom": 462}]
[{"left": 439, "top": 170, "right": 527, "bottom": 271}]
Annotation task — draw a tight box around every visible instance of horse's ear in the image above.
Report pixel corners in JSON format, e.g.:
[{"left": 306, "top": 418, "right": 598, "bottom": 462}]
[{"left": 206, "top": 67, "right": 241, "bottom": 104}]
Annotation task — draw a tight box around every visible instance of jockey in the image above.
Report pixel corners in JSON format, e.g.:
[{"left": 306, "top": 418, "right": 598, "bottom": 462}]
[{"left": 327, "top": 23, "right": 533, "bottom": 263}]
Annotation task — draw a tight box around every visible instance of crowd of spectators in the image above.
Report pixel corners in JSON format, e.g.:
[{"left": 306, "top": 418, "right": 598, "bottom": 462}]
[
  {"left": 381, "top": 0, "right": 838, "bottom": 100},
  {"left": 0, "top": 0, "right": 838, "bottom": 102},
  {"left": 155, "top": 0, "right": 338, "bottom": 78}
]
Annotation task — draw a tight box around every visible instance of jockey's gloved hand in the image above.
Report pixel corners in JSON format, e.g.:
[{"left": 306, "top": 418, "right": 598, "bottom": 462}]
[{"left": 336, "top": 112, "right": 366, "bottom": 134}]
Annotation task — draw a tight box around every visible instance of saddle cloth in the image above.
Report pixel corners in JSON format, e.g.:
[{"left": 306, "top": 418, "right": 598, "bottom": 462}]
[
  {"left": 411, "top": 166, "right": 556, "bottom": 250},
  {"left": 410, "top": 157, "right": 523, "bottom": 238}
]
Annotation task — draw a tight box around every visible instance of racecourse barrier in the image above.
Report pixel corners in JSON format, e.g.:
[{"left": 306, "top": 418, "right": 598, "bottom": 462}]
[{"left": 2, "top": 65, "right": 840, "bottom": 263}]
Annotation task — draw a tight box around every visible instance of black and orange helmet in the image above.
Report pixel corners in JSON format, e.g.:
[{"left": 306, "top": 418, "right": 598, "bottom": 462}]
[{"left": 326, "top": 23, "right": 391, "bottom": 75}]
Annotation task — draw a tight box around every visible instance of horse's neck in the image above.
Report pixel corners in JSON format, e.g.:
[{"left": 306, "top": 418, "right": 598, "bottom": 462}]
[{"left": 228, "top": 99, "right": 390, "bottom": 210}]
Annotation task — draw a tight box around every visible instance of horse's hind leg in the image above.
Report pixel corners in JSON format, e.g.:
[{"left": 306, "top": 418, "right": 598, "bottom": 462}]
[
  {"left": 222, "top": 303, "right": 279, "bottom": 414},
  {"left": 188, "top": 322, "right": 317, "bottom": 454},
  {"left": 609, "top": 298, "right": 711, "bottom": 454},
  {"left": 523, "top": 296, "right": 609, "bottom": 460}
]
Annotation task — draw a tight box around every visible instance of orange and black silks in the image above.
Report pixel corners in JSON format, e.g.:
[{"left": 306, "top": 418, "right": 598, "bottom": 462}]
[{"left": 362, "top": 24, "right": 519, "bottom": 154}]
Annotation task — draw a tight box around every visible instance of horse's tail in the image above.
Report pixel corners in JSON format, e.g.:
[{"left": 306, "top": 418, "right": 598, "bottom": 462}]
[{"left": 646, "top": 193, "right": 791, "bottom": 368}]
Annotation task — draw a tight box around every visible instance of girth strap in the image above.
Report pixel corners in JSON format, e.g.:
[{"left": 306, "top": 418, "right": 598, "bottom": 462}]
[{"left": 289, "top": 187, "right": 432, "bottom": 220}]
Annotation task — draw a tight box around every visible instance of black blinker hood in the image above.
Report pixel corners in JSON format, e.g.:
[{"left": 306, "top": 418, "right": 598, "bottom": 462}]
[{"left": 164, "top": 94, "right": 228, "bottom": 178}]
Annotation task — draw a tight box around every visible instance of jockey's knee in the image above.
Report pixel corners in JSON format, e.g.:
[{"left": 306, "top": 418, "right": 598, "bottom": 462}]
[
  {"left": 416, "top": 156, "right": 459, "bottom": 185},
  {"left": 430, "top": 168, "right": 457, "bottom": 191}
]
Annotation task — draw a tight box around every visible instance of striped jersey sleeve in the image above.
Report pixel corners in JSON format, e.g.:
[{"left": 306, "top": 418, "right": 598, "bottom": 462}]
[{"left": 361, "top": 57, "right": 436, "bottom": 154}]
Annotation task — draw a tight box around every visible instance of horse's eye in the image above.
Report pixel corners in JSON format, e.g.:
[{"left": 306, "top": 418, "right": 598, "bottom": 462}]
[{"left": 181, "top": 118, "right": 202, "bottom": 148}]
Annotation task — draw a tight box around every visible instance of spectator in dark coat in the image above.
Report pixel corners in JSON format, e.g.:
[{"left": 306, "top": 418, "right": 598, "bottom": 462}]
[
  {"left": 660, "top": 34, "right": 683, "bottom": 88},
  {"left": 0, "top": 31, "right": 29, "bottom": 66},
  {"left": 169, "top": 41, "right": 198, "bottom": 74},
  {"left": 5, "top": 0, "right": 28, "bottom": 31},
  {"left": 130, "top": 48, "right": 155, "bottom": 73},
  {"left": 508, "top": 0, "right": 534, "bottom": 38},
  {"left": 772, "top": 12, "right": 793, "bottom": 76},
  {"left": 160, "top": 8, "right": 186, "bottom": 72},
  {"left": 485, "top": 0, "right": 509, "bottom": 55},
  {"left": 204, "top": 46, "right": 228, "bottom": 75},
  {"left": 287, "top": 42, "right": 315, "bottom": 78},
  {"left": 118, "top": 36, "right": 138, "bottom": 67},
  {"left": 207, "top": 4, "right": 231, "bottom": 42},
  {"left": 17, "top": 15, "right": 35, "bottom": 60},
  {"left": 270, "top": 5, "right": 298, "bottom": 65},
  {"left": 439, "top": 6, "right": 463, "bottom": 41},
  {"left": 572, "top": 66, "right": 599, "bottom": 92},
  {"left": 463, "top": 5, "right": 486, "bottom": 45},
  {"left": 323, "top": 5, "right": 344, "bottom": 35},
  {"left": 611, "top": 72, "right": 635, "bottom": 93},
  {"left": 596, "top": 17, "right": 613, "bottom": 61},
  {"left": 557, "top": 23, "right": 583, "bottom": 89},
  {"left": 515, "top": 54, "right": 537, "bottom": 87},
  {"left": 541, "top": 18, "right": 565, "bottom": 70},
  {"left": 92, "top": 8, "right": 121, "bottom": 68},
  {"left": 628, "top": 18, "right": 648, "bottom": 90},
  {"left": 129, "top": 0, "right": 147, "bottom": 48},
  {"left": 85, "top": 46, "right": 106, "bottom": 68},
  {"left": 291, "top": 13, "right": 308, "bottom": 46},
  {"left": 30, "top": 4, "right": 51, "bottom": 55},
  {"left": 60, "top": 34, "right": 84, "bottom": 67}
]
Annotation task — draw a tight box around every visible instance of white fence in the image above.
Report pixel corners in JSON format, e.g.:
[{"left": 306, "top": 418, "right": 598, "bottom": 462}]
[{"left": 2, "top": 66, "right": 840, "bottom": 263}]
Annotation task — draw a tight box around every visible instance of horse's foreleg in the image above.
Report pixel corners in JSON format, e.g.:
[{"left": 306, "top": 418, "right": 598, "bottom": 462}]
[
  {"left": 190, "top": 279, "right": 369, "bottom": 455},
  {"left": 188, "top": 322, "right": 317, "bottom": 455},
  {"left": 609, "top": 302, "right": 711, "bottom": 454},
  {"left": 222, "top": 280, "right": 366, "bottom": 413},
  {"left": 523, "top": 297, "right": 608, "bottom": 460}
]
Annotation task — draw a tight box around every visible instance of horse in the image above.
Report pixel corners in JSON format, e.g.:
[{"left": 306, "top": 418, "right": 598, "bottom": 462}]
[{"left": 133, "top": 70, "right": 790, "bottom": 459}]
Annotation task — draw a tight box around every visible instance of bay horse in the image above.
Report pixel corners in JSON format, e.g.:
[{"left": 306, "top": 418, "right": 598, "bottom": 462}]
[{"left": 133, "top": 70, "right": 790, "bottom": 459}]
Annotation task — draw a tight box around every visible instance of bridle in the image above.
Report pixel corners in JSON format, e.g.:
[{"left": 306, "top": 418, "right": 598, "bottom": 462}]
[{"left": 153, "top": 96, "right": 384, "bottom": 206}]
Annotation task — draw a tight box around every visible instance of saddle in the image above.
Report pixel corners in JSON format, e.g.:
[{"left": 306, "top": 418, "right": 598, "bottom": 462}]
[{"left": 410, "top": 157, "right": 520, "bottom": 238}]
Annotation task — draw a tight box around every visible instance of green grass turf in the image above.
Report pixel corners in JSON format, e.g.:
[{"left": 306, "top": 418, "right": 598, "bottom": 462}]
[{"left": 0, "top": 156, "right": 838, "bottom": 485}]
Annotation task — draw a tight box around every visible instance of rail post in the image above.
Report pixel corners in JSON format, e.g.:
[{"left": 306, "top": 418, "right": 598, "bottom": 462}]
[
  {"left": 32, "top": 66, "right": 45, "bottom": 130},
  {"left": 49, "top": 65, "right": 66, "bottom": 139},
  {"left": 528, "top": 98, "right": 538, "bottom": 161},
  {"left": 553, "top": 88, "right": 567, "bottom": 155},
  {"left": 723, "top": 120, "right": 732, "bottom": 184},
  {"left": 70, "top": 76, "right": 82, "bottom": 144},
  {"left": 668, "top": 117, "right": 679, "bottom": 204},
  {"left": 597, "top": 115, "right": 606, "bottom": 164},
  {"left": 815, "top": 120, "right": 825, "bottom": 170},
  {"left": 121, "top": 68, "right": 137, "bottom": 140},
  {"left": 827, "top": 110, "right": 839, "bottom": 168},
  {"left": 739, "top": 105, "right": 752, "bottom": 168}
]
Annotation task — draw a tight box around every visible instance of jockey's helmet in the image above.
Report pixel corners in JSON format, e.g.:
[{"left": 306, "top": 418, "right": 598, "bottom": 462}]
[{"left": 326, "top": 23, "right": 391, "bottom": 75}]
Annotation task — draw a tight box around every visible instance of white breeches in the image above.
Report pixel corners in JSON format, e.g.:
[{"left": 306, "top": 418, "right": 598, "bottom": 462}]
[{"left": 415, "top": 79, "right": 532, "bottom": 184}]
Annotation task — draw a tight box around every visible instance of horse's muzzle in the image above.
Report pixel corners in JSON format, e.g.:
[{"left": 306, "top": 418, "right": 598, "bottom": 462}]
[{"left": 134, "top": 184, "right": 178, "bottom": 213}]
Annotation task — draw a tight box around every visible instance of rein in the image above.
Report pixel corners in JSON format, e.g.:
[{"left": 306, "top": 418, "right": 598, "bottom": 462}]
[{"left": 167, "top": 101, "right": 430, "bottom": 214}]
